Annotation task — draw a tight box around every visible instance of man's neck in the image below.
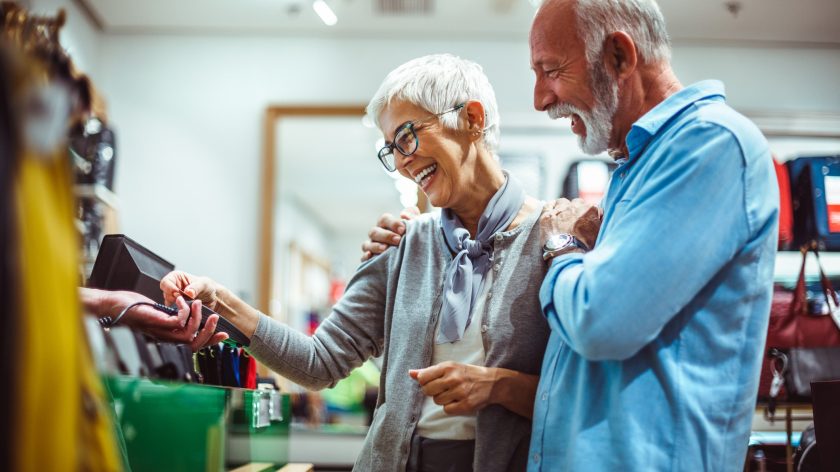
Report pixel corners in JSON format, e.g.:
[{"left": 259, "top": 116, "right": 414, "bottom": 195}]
[{"left": 610, "top": 65, "right": 683, "bottom": 159}]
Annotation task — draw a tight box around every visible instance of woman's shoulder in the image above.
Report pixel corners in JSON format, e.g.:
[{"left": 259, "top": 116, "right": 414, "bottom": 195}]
[{"left": 403, "top": 211, "right": 441, "bottom": 238}]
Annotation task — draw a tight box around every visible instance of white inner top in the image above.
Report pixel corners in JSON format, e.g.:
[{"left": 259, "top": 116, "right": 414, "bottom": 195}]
[{"left": 415, "top": 270, "right": 492, "bottom": 440}]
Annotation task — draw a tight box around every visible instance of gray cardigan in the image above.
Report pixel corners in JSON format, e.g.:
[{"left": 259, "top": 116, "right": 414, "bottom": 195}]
[{"left": 248, "top": 208, "right": 549, "bottom": 471}]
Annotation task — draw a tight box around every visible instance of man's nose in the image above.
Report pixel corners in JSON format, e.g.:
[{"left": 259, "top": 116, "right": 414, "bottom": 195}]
[{"left": 533, "top": 77, "right": 555, "bottom": 112}]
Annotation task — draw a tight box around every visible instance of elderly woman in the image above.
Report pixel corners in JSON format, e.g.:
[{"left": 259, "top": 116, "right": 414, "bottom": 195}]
[{"left": 161, "top": 54, "right": 549, "bottom": 471}]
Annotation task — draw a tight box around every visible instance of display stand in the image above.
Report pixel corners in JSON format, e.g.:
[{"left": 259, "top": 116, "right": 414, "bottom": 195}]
[{"left": 105, "top": 375, "right": 294, "bottom": 471}]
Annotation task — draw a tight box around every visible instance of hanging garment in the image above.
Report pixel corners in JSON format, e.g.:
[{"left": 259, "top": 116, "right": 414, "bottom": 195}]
[
  {"left": 221, "top": 344, "right": 241, "bottom": 387},
  {"left": 0, "top": 44, "right": 19, "bottom": 472},
  {"left": 239, "top": 350, "right": 258, "bottom": 389},
  {"left": 2, "top": 7, "right": 121, "bottom": 468},
  {"left": 14, "top": 147, "right": 122, "bottom": 471}
]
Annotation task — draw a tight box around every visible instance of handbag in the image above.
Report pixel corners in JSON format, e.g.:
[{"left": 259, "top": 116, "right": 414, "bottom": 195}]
[{"left": 758, "top": 244, "right": 840, "bottom": 407}]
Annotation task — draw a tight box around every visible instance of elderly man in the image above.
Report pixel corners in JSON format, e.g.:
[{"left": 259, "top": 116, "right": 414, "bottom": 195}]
[
  {"left": 527, "top": 0, "right": 777, "bottom": 470},
  {"left": 365, "top": 1, "right": 777, "bottom": 470}
]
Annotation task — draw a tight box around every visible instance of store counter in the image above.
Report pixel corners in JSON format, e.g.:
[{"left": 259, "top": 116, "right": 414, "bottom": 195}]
[{"left": 105, "top": 375, "right": 291, "bottom": 471}]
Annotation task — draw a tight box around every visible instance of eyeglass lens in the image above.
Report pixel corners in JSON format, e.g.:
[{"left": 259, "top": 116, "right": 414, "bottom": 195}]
[{"left": 378, "top": 124, "right": 419, "bottom": 171}]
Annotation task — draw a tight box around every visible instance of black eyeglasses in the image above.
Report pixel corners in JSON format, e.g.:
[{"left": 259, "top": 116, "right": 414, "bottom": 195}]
[{"left": 377, "top": 104, "right": 464, "bottom": 172}]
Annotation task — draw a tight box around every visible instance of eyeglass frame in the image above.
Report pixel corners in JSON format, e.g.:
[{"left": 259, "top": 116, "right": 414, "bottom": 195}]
[{"left": 376, "top": 103, "right": 465, "bottom": 172}]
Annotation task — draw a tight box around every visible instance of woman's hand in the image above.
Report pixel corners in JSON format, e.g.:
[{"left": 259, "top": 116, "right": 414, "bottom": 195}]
[
  {"left": 409, "top": 362, "right": 539, "bottom": 418},
  {"left": 360, "top": 207, "right": 420, "bottom": 261},
  {"left": 161, "top": 270, "right": 261, "bottom": 339},
  {"left": 160, "top": 270, "right": 219, "bottom": 310}
]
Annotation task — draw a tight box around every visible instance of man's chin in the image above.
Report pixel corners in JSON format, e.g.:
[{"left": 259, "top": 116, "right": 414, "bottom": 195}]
[{"left": 578, "top": 137, "right": 608, "bottom": 155}]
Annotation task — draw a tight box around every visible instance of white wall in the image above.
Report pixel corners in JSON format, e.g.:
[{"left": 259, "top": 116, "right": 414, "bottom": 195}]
[{"left": 93, "top": 34, "right": 840, "bottom": 299}]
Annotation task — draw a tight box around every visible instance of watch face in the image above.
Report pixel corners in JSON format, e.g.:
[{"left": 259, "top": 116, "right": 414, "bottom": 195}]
[{"left": 545, "top": 234, "right": 573, "bottom": 251}]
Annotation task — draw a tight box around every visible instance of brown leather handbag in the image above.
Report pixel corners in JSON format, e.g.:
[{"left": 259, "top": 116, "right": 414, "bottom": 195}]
[{"left": 758, "top": 245, "right": 840, "bottom": 404}]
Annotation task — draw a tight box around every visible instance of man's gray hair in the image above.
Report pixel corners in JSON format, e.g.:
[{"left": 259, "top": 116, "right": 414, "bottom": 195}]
[
  {"left": 366, "top": 53, "right": 501, "bottom": 153},
  {"left": 575, "top": 0, "right": 671, "bottom": 66}
]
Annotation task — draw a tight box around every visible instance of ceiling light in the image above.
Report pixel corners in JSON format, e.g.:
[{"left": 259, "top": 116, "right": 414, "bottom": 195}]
[{"left": 313, "top": 0, "right": 337, "bottom": 26}]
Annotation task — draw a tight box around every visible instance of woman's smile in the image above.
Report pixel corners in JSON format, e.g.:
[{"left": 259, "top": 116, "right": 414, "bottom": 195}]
[{"left": 413, "top": 163, "right": 438, "bottom": 191}]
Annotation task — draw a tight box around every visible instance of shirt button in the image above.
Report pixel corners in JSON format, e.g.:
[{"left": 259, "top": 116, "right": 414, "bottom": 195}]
[
  {"left": 532, "top": 453, "right": 540, "bottom": 463},
  {"left": 494, "top": 263, "right": 501, "bottom": 272},
  {"left": 541, "top": 392, "right": 548, "bottom": 401},
  {"left": 410, "top": 415, "right": 416, "bottom": 423},
  {"left": 481, "top": 324, "right": 488, "bottom": 333},
  {"left": 487, "top": 291, "right": 492, "bottom": 299},
  {"left": 494, "top": 234, "right": 503, "bottom": 242}
]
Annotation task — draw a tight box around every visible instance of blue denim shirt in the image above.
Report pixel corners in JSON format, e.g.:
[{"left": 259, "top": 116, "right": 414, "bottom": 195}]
[{"left": 529, "top": 81, "right": 779, "bottom": 471}]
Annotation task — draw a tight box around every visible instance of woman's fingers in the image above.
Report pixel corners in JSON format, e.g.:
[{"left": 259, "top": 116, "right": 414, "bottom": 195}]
[{"left": 160, "top": 271, "right": 191, "bottom": 305}]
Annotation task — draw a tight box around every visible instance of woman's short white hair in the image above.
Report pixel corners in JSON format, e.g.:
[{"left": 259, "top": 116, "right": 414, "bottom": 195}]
[
  {"left": 366, "top": 53, "right": 501, "bottom": 154},
  {"left": 575, "top": 0, "right": 672, "bottom": 67}
]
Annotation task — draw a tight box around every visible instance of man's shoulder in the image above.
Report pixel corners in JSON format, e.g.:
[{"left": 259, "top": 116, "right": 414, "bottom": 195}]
[{"left": 686, "top": 99, "right": 767, "bottom": 150}]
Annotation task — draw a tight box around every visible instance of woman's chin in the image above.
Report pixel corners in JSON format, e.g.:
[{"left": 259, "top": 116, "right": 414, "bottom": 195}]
[{"left": 425, "top": 192, "right": 449, "bottom": 209}]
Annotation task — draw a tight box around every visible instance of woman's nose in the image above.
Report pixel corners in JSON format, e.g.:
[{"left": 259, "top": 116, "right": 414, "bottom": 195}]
[{"left": 394, "top": 151, "right": 415, "bottom": 172}]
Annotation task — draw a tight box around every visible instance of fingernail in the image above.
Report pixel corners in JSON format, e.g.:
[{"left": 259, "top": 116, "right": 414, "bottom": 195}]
[
  {"left": 392, "top": 235, "right": 401, "bottom": 244},
  {"left": 397, "top": 226, "right": 405, "bottom": 235}
]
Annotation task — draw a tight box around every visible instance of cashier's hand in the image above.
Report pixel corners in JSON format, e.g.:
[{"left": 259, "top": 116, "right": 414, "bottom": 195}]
[
  {"left": 409, "top": 362, "right": 496, "bottom": 415},
  {"left": 360, "top": 206, "right": 420, "bottom": 262},
  {"left": 80, "top": 288, "right": 227, "bottom": 351}
]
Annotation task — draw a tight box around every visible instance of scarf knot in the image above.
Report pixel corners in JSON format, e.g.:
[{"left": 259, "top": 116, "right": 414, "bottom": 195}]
[{"left": 436, "top": 171, "right": 525, "bottom": 344}]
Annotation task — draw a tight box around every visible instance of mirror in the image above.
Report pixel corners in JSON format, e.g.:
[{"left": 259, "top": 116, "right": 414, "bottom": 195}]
[{"left": 259, "top": 106, "right": 420, "bottom": 427}]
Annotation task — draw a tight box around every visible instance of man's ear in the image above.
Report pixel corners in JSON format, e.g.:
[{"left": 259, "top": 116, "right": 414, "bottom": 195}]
[
  {"left": 602, "top": 31, "right": 638, "bottom": 81},
  {"left": 462, "top": 100, "right": 486, "bottom": 138}
]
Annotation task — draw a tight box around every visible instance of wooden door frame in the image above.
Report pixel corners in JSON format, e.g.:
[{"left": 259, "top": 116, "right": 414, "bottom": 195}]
[{"left": 257, "top": 105, "right": 367, "bottom": 314}]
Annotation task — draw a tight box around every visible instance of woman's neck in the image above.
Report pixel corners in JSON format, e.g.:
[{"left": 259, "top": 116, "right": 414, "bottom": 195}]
[{"left": 451, "top": 160, "right": 506, "bottom": 237}]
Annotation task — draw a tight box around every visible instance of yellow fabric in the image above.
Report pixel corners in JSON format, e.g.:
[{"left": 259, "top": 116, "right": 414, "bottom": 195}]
[{"left": 14, "top": 151, "right": 122, "bottom": 471}]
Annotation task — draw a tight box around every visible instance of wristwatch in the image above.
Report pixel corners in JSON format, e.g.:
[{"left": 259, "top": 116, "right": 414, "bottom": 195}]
[{"left": 543, "top": 234, "right": 588, "bottom": 261}]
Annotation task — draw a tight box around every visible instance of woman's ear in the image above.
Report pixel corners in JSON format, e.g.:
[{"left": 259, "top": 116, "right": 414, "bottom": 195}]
[{"left": 462, "top": 100, "right": 486, "bottom": 138}]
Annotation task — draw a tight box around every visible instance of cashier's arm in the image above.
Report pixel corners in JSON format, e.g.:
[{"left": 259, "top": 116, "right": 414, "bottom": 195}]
[{"left": 78, "top": 287, "right": 227, "bottom": 350}]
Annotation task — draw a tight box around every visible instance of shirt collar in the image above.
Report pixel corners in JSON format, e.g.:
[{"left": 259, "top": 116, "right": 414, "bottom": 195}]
[{"left": 624, "top": 80, "right": 726, "bottom": 161}]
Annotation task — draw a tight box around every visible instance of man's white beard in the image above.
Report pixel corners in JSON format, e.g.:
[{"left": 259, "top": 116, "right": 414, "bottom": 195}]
[{"left": 548, "top": 60, "right": 619, "bottom": 155}]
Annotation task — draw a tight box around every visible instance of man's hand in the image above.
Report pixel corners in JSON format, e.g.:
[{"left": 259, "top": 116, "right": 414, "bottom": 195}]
[
  {"left": 409, "top": 361, "right": 497, "bottom": 415},
  {"left": 571, "top": 205, "right": 603, "bottom": 250},
  {"left": 540, "top": 198, "right": 601, "bottom": 249},
  {"left": 360, "top": 206, "right": 420, "bottom": 261}
]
